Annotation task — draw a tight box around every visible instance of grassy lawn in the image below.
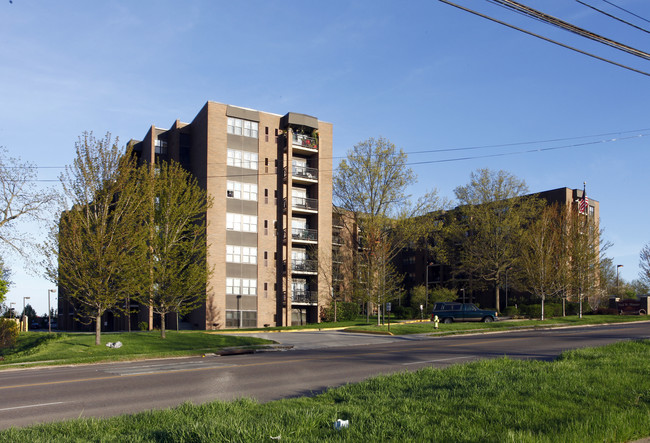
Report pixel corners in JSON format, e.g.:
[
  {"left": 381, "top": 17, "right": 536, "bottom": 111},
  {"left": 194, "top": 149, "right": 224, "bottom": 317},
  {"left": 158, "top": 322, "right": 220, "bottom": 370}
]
[
  {"left": 1, "top": 339, "right": 648, "bottom": 442},
  {"left": 345, "top": 314, "right": 648, "bottom": 335},
  {"left": 0, "top": 331, "right": 274, "bottom": 368}
]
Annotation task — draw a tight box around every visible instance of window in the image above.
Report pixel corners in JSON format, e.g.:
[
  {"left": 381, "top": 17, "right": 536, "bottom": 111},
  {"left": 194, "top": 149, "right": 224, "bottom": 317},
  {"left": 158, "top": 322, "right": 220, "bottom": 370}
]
[
  {"left": 226, "top": 181, "right": 257, "bottom": 201},
  {"left": 227, "top": 149, "right": 258, "bottom": 170},
  {"left": 226, "top": 278, "right": 257, "bottom": 296},
  {"left": 226, "top": 213, "right": 257, "bottom": 233},
  {"left": 227, "top": 117, "right": 258, "bottom": 138},
  {"left": 588, "top": 205, "right": 595, "bottom": 216},
  {"left": 155, "top": 139, "right": 167, "bottom": 155},
  {"left": 226, "top": 310, "right": 257, "bottom": 328},
  {"left": 226, "top": 245, "right": 257, "bottom": 264}
]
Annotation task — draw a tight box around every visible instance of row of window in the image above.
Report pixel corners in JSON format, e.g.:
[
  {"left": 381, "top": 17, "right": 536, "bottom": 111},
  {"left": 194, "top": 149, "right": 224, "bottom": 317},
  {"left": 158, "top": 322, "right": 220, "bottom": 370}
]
[
  {"left": 226, "top": 278, "right": 257, "bottom": 296},
  {"left": 227, "top": 117, "right": 259, "bottom": 138},
  {"left": 226, "top": 181, "right": 257, "bottom": 201},
  {"left": 226, "top": 245, "right": 257, "bottom": 264},
  {"left": 226, "top": 213, "right": 257, "bottom": 233},
  {"left": 227, "top": 149, "right": 258, "bottom": 170}
]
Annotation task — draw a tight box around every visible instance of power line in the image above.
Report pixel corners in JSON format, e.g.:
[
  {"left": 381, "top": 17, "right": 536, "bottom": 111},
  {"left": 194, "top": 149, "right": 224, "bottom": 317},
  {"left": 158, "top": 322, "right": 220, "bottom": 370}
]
[
  {"left": 438, "top": 0, "right": 650, "bottom": 77},
  {"left": 575, "top": 0, "right": 650, "bottom": 35},
  {"left": 601, "top": 0, "right": 650, "bottom": 25},
  {"left": 485, "top": 0, "right": 650, "bottom": 61}
]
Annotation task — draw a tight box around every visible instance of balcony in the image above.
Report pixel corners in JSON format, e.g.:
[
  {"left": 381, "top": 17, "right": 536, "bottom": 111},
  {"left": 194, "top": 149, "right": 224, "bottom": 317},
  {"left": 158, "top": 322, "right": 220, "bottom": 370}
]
[
  {"left": 285, "top": 227, "right": 318, "bottom": 244},
  {"left": 292, "top": 290, "right": 318, "bottom": 305},
  {"left": 291, "top": 259, "right": 318, "bottom": 274},
  {"left": 284, "top": 196, "right": 318, "bottom": 213},
  {"left": 284, "top": 165, "right": 318, "bottom": 183},
  {"left": 292, "top": 133, "right": 318, "bottom": 152}
]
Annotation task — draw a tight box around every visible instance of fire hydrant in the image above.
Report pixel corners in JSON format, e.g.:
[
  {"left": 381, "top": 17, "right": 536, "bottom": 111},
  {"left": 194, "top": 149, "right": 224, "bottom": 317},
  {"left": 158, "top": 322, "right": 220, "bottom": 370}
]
[{"left": 433, "top": 315, "right": 439, "bottom": 329}]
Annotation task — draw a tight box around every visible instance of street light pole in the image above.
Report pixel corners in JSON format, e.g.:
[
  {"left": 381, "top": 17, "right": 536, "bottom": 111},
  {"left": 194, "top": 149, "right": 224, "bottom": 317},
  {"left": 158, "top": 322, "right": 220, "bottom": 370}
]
[
  {"left": 616, "top": 264, "right": 623, "bottom": 297},
  {"left": 425, "top": 262, "right": 433, "bottom": 313},
  {"left": 461, "top": 288, "right": 465, "bottom": 304},
  {"left": 22, "top": 296, "right": 30, "bottom": 331},
  {"left": 48, "top": 289, "right": 56, "bottom": 333}
]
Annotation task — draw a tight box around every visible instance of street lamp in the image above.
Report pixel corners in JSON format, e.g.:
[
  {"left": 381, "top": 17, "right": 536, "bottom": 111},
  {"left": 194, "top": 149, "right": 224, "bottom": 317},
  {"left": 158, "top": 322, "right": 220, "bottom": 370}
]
[
  {"left": 461, "top": 288, "right": 466, "bottom": 303},
  {"left": 48, "top": 289, "right": 56, "bottom": 333},
  {"left": 616, "top": 264, "right": 624, "bottom": 297},
  {"left": 22, "top": 296, "right": 30, "bottom": 331}
]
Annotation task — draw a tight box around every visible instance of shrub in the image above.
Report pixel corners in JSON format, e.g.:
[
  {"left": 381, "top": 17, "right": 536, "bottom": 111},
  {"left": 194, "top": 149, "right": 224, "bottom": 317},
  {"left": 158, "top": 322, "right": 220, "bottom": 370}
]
[
  {"left": 138, "top": 321, "right": 148, "bottom": 331},
  {"left": 321, "top": 301, "right": 360, "bottom": 322},
  {"left": 503, "top": 306, "right": 519, "bottom": 317},
  {"left": 0, "top": 318, "right": 20, "bottom": 350}
]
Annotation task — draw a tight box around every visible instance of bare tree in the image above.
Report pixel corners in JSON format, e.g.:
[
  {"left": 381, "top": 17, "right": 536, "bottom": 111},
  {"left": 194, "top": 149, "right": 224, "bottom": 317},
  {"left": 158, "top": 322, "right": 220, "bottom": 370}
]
[
  {"left": 0, "top": 146, "right": 59, "bottom": 261},
  {"left": 640, "top": 242, "right": 650, "bottom": 288}
]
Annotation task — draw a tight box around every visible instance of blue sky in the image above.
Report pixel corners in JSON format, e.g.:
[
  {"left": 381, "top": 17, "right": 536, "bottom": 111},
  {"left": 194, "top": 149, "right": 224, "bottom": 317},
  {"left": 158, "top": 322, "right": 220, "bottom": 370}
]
[{"left": 1, "top": 0, "right": 649, "bottom": 315}]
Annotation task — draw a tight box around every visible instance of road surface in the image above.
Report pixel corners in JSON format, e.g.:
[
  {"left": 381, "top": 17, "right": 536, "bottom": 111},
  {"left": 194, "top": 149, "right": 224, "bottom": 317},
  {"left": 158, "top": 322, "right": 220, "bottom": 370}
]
[{"left": 0, "top": 321, "right": 648, "bottom": 430}]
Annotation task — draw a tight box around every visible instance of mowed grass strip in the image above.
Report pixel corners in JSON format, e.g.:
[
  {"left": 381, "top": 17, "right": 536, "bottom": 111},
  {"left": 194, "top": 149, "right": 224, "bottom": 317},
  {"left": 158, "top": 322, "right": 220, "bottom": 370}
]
[
  {"left": 0, "top": 331, "right": 274, "bottom": 367},
  {"left": 347, "top": 314, "right": 648, "bottom": 335},
  {"left": 1, "top": 340, "right": 649, "bottom": 442}
]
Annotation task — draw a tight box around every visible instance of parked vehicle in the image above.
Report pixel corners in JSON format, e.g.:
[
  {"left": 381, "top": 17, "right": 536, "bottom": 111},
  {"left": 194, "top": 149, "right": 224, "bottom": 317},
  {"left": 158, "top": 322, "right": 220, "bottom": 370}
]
[{"left": 431, "top": 302, "right": 498, "bottom": 323}]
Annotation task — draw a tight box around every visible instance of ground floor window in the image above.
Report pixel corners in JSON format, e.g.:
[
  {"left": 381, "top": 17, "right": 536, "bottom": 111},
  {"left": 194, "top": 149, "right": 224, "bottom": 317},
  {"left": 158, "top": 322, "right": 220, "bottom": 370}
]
[{"left": 226, "top": 310, "right": 257, "bottom": 328}]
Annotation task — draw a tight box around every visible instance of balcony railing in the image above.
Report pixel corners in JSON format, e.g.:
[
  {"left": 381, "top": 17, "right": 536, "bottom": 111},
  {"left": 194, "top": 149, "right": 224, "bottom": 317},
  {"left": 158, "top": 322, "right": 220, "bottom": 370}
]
[
  {"left": 285, "top": 165, "right": 318, "bottom": 181},
  {"left": 292, "top": 133, "right": 318, "bottom": 150},
  {"left": 285, "top": 196, "right": 318, "bottom": 212},
  {"left": 286, "top": 227, "right": 318, "bottom": 242},
  {"left": 291, "top": 290, "right": 318, "bottom": 304},
  {"left": 291, "top": 259, "right": 318, "bottom": 273}
]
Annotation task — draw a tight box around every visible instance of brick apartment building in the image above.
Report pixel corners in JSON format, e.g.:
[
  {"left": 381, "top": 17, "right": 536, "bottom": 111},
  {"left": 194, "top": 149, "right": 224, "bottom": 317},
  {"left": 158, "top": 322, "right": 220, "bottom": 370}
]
[{"left": 59, "top": 101, "right": 333, "bottom": 330}]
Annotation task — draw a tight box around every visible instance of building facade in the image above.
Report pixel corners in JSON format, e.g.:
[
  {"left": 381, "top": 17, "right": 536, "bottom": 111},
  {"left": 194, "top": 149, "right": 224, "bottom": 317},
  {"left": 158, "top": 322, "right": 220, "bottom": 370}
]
[{"left": 59, "top": 101, "right": 333, "bottom": 330}]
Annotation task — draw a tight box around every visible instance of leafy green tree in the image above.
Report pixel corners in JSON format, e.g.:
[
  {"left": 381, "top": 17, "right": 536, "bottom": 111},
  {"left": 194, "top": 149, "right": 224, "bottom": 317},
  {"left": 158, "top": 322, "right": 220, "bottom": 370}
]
[
  {"left": 520, "top": 204, "right": 565, "bottom": 320},
  {"left": 138, "top": 160, "right": 212, "bottom": 339},
  {"left": 630, "top": 279, "right": 649, "bottom": 296},
  {"left": 53, "top": 132, "right": 150, "bottom": 345},
  {"left": 562, "top": 206, "right": 608, "bottom": 316},
  {"left": 429, "top": 287, "right": 459, "bottom": 303},
  {"left": 333, "top": 137, "right": 443, "bottom": 324},
  {"left": 451, "top": 168, "right": 543, "bottom": 312}
]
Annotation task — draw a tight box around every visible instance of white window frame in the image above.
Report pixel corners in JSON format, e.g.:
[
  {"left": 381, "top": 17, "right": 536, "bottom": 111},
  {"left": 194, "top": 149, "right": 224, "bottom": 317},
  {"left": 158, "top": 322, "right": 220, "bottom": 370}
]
[
  {"left": 227, "top": 181, "right": 257, "bottom": 201},
  {"left": 226, "top": 278, "right": 257, "bottom": 296},
  {"left": 227, "top": 117, "right": 258, "bottom": 139},
  {"left": 226, "top": 213, "right": 257, "bottom": 233},
  {"left": 227, "top": 149, "right": 258, "bottom": 170},
  {"left": 226, "top": 245, "right": 257, "bottom": 264}
]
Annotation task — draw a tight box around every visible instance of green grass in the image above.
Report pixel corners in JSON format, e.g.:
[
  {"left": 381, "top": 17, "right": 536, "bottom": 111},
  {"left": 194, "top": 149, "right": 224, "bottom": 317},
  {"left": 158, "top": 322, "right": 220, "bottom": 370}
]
[
  {"left": 0, "top": 331, "right": 273, "bottom": 367},
  {"left": 1, "top": 339, "right": 649, "bottom": 442},
  {"left": 346, "top": 314, "right": 648, "bottom": 335}
]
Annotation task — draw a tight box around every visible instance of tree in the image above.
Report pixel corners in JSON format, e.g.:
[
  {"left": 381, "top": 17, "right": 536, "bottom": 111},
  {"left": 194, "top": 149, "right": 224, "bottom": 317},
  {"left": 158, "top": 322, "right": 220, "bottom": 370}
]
[
  {"left": 138, "top": 160, "right": 212, "bottom": 339},
  {"left": 562, "top": 206, "right": 608, "bottom": 316},
  {"left": 451, "top": 168, "right": 543, "bottom": 312},
  {"left": 0, "top": 147, "right": 59, "bottom": 261},
  {"left": 640, "top": 242, "right": 650, "bottom": 288},
  {"left": 0, "top": 258, "right": 9, "bottom": 306},
  {"left": 630, "top": 279, "right": 649, "bottom": 296},
  {"left": 520, "top": 204, "right": 565, "bottom": 320},
  {"left": 52, "top": 132, "right": 150, "bottom": 345},
  {"left": 333, "top": 137, "right": 443, "bottom": 324}
]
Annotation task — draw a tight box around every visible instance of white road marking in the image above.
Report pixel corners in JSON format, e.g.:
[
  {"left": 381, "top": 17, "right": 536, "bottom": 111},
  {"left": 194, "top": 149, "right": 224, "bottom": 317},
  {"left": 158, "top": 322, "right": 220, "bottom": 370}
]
[
  {"left": 0, "top": 401, "right": 64, "bottom": 412},
  {"left": 402, "top": 356, "right": 474, "bottom": 366}
]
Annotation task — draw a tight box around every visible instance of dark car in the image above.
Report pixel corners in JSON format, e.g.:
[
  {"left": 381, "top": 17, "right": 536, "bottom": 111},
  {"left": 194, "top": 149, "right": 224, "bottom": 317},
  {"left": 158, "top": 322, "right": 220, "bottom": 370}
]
[{"left": 431, "top": 302, "right": 498, "bottom": 323}]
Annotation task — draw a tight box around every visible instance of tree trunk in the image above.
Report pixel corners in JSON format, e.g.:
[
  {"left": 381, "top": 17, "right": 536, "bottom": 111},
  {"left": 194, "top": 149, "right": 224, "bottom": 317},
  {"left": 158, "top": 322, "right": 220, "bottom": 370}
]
[
  {"left": 95, "top": 314, "right": 102, "bottom": 346},
  {"left": 541, "top": 296, "right": 545, "bottom": 321},
  {"left": 161, "top": 313, "right": 166, "bottom": 339},
  {"left": 495, "top": 285, "right": 500, "bottom": 313}
]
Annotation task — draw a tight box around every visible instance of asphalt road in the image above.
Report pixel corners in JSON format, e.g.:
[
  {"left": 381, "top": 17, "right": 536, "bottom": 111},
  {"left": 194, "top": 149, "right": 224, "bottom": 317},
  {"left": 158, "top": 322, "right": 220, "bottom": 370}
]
[{"left": 0, "top": 321, "right": 648, "bottom": 430}]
